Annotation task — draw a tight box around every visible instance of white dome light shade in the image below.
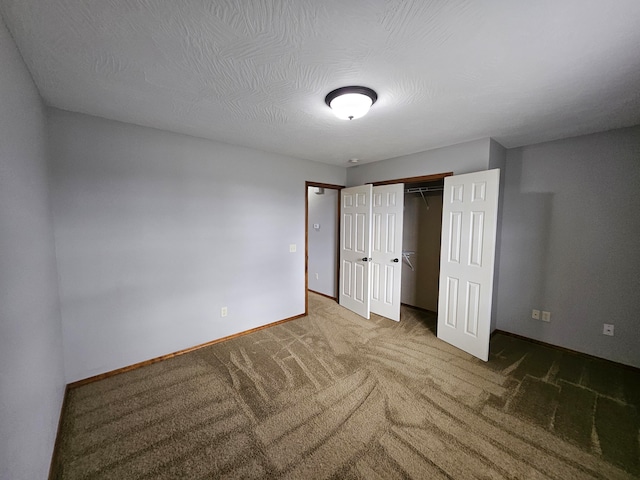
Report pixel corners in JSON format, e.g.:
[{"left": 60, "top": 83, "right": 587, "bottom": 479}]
[
  {"left": 325, "top": 86, "right": 377, "bottom": 120},
  {"left": 329, "top": 93, "right": 372, "bottom": 120}
]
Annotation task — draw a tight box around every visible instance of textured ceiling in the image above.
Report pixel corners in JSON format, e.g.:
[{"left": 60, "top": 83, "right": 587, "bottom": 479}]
[{"left": 2, "top": 0, "right": 640, "bottom": 166}]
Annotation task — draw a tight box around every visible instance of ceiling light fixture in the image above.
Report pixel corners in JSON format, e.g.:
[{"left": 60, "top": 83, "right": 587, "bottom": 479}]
[{"left": 325, "top": 86, "right": 377, "bottom": 120}]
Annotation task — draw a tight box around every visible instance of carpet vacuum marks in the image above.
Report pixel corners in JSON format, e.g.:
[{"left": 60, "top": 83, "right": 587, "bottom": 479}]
[{"left": 53, "top": 293, "right": 639, "bottom": 479}]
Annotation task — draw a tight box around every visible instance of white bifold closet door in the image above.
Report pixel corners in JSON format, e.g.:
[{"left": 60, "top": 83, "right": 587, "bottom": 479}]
[
  {"left": 339, "top": 184, "right": 373, "bottom": 319},
  {"left": 339, "top": 184, "right": 404, "bottom": 322},
  {"left": 437, "top": 169, "right": 500, "bottom": 361},
  {"left": 370, "top": 184, "right": 404, "bottom": 321}
]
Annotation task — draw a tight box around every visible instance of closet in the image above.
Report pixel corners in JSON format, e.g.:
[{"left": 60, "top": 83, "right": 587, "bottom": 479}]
[
  {"left": 401, "top": 181, "right": 444, "bottom": 312},
  {"left": 340, "top": 170, "right": 500, "bottom": 361}
]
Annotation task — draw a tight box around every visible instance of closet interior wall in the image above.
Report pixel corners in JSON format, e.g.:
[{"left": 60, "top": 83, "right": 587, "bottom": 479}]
[{"left": 401, "top": 185, "right": 443, "bottom": 312}]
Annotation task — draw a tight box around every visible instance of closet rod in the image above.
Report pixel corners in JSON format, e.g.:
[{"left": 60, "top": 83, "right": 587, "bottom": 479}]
[{"left": 405, "top": 186, "right": 443, "bottom": 194}]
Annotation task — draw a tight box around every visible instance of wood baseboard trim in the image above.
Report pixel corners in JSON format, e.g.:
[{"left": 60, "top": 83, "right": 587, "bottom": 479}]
[
  {"left": 48, "top": 384, "right": 69, "bottom": 480},
  {"left": 67, "top": 312, "right": 307, "bottom": 389},
  {"left": 494, "top": 329, "right": 640, "bottom": 373},
  {"left": 308, "top": 289, "right": 337, "bottom": 301}
]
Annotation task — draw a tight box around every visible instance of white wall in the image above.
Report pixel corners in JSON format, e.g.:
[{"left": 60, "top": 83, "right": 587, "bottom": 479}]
[
  {"left": 47, "top": 109, "right": 346, "bottom": 382},
  {"left": 346, "top": 138, "right": 491, "bottom": 186},
  {"left": 307, "top": 187, "right": 338, "bottom": 297},
  {"left": 0, "top": 18, "right": 65, "bottom": 480},
  {"left": 496, "top": 126, "right": 640, "bottom": 368}
]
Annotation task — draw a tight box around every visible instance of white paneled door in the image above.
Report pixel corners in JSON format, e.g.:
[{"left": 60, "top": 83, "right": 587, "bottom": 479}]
[
  {"left": 339, "top": 184, "right": 373, "bottom": 319},
  {"left": 437, "top": 169, "right": 500, "bottom": 361},
  {"left": 370, "top": 184, "right": 404, "bottom": 321}
]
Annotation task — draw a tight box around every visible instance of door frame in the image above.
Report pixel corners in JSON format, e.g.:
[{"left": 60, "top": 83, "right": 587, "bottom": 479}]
[
  {"left": 305, "top": 181, "right": 343, "bottom": 314},
  {"left": 371, "top": 172, "right": 453, "bottom": 187}
]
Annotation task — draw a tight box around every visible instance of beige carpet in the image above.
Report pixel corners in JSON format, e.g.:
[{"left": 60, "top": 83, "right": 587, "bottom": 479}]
[{"left": 52, "top": 293, "right": 639, "bottom": 479}]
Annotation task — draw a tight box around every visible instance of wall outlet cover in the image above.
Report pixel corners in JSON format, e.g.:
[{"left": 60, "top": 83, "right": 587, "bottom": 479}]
[
  {"left": 542, "top": 311, "right": 551, "bottom": 322},
  {"left": 603, "top": 324, "right": 614, "bottom": 336}
]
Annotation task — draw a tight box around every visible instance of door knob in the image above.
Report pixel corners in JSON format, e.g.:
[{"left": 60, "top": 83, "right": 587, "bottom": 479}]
[
  {"left": 362, "top": 257, "right": 371, "bottom": 262},
  {"left": 392, "top": 258, "right": 399, "bottom": 262}
]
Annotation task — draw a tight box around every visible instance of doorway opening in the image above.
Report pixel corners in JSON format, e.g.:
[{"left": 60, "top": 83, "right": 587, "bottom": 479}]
[{"left": 305, "top": 181, "right": 343, "bottom": 315}]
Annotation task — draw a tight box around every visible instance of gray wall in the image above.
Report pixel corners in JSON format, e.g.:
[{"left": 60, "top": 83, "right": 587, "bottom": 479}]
[
  {"left": 0, "top": 18, "right": 65, "bottom": 480},
  {"left": 48, "top": 109, "right": 346, "bottom": 382},
  {"left": 496, "top": 127, "right": 640, "bottom": 368},
  {"left": 489, "top": 140, "right": 507, "bottom": 332},
  {"left": 307, "top": 187, "right": 338, "bottom": 297},
  {"left": 346, "top": 138, "right": 491, "bottom": 186}
]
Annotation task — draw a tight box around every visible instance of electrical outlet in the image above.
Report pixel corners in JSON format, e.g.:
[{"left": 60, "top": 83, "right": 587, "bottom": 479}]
[
  {"left": 603, "top": 323, "right": 614, "bottom": 336},
  {"left": 221, "top": 306, "right": 228, "bottom": 318},
  {"left": 289, "top": 244, "right": 297, "bottom": 253},
  {"left": 542, "top": 311, "right": 551, "bottom": 322},
  {"left": 532, "top": 309, "right": 540, "bottom": 320}
]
